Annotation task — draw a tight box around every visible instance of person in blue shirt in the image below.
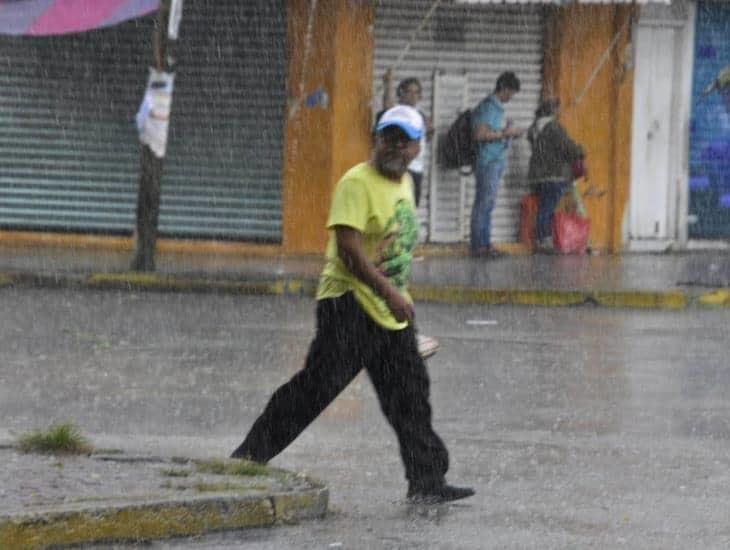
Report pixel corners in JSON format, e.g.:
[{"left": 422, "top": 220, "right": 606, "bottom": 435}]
[{"left": 470, "top": 72, "right": 524, "bottom": 258}]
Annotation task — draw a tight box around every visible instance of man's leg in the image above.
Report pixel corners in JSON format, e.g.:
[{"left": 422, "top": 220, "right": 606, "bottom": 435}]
[
  {"left": 231, "top": 294, "right": 371, "bottom": 462},
  {"left": 470, "top": 163, "right": 489, "bottom": 253},
  {"left": 534, "top": 182, "right": 552, "bottom": 241},
  {"left": 366, "top": 324, "right": 449, "bottom": 489},
  {"left": 471, "top": 160, "right": 504, "bottom": 253},
  {"left": 481, "top": 159, "right": 505, "bottom": 249},
  {"left": 536, "top": 181, "right": 569, "bottom": 242}
]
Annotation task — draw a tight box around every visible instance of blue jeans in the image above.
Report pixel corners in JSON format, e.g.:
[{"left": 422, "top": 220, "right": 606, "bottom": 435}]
[
  {"left": 470, "top": 159, "right": 504, "bottom": 252},
  {"left": 534, "top": 180, "right": 571, "bottom": 241}
]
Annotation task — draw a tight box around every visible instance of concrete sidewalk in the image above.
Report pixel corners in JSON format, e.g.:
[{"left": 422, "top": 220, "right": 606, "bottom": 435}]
[
  {"left": 0, "top": 244, "right": 728, "bottom": 308},
  {"left": 0, "top": 444, "right": 327, "bottom": 549}
]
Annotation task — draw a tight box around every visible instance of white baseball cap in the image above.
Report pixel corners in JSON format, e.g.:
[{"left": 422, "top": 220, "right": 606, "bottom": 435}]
[{"left": 376, "top": 105, "right": 423, "bottom": 140}]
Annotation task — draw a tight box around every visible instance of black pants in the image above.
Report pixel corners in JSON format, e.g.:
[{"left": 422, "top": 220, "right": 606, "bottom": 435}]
[{"left": 232, "top": 292, "right": 449, "bottom": 489}]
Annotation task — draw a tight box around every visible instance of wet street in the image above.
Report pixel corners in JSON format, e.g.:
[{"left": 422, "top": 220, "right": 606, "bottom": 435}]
[{"left": 2, "top": 288, "right": 730, "bottom": 549}]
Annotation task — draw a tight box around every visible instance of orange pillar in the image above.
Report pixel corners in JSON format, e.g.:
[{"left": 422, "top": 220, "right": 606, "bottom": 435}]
[
  {"left": 282, "top": 0, "right": 374, "bottom": 254},
  {"left": 543, "top": 5, "right": 635, "bottom": 253}
]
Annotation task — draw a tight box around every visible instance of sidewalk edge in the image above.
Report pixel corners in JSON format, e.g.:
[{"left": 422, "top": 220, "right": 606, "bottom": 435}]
[
  {"left": 0, "top": 488, "right": 328, "bottom": 549},
  {"left": 2, "top": 271, "right": 727, "bottom": 309}
]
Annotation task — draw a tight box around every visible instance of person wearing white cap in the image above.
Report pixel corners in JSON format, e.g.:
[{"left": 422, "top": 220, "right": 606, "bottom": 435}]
[
  {"left": 376, "top": 77, "right": 440, "bottom": 360},
  {"left": 231, "top": 105, "right": 474, "bottom": 504}
]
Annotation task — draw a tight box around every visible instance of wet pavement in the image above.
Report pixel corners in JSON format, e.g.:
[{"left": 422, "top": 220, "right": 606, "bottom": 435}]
[{"left": 2, "top": 288, "right": 730, "bottom": 548}]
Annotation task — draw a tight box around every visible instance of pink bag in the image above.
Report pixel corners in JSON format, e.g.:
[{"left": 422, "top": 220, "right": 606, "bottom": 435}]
[{"left": 552, "top": 211, "right": 590, "bottom": 254}]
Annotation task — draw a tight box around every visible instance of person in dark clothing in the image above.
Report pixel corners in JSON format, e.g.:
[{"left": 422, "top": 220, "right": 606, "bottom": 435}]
[
  {"left": 527, "top": 98, "right": 584, "bottom": 252},
  {"left": 231, "top": 105, "right": 474, "bottom": 505}
]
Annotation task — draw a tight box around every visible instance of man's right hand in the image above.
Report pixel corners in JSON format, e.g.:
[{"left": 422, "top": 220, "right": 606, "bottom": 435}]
[
  {"left": 504, "top": 126, "right": 523, "bottom": 138},
  {"left": 384, "top": 287, "right": 414, "bottom": 323}
]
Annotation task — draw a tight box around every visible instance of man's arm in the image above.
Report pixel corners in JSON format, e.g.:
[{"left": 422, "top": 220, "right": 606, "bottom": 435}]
[
  {"left": 473, "top": 123, "right": 523, "bottom": 143},
  {"left": 473, "top": 123, "right": 505, "bottom": 143},
  {"left": 473, "top": 103, "right": 523, "bottom": 143},
  {"left": 382, "top": 69, "right": 396, "bottom": 111},
  {"left": 335, "top": 225, "right": 414, "bottom": 323}
]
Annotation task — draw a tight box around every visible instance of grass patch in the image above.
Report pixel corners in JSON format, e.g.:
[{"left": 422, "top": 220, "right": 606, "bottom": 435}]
[
  {"left": 16, "top": 423, "right": 93, "bottom": 455},
  {"left": 194, "top": 459, "right": 269, "bottom": 477},
  {"left": 160, "top": 468, "right": 191, "bottom": 478}
]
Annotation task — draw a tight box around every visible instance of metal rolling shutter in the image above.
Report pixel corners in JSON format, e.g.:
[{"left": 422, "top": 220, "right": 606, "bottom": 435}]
[
  {"left": 373, "top": 0, "right": 543, "bottom": 243},
  {"left": 0, "top": 0, "right": 286, "bottom": 242}
]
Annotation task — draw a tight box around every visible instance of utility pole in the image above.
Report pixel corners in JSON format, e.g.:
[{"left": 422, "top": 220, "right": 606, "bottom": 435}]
[{"left": 131, "top": 0, "right": 183, "bottom": 271}]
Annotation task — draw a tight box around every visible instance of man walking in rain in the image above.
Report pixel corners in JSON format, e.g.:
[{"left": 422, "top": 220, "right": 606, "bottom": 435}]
[{"left": 232, "top": 105, "right": 474, "bottom": 505}]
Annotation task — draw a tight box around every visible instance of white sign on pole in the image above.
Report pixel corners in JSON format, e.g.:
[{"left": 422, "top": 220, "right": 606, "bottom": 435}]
[
  {"left": 168, "top": 0, "right": 184, "bottom": 40},
  {"left": 136, "top": 68, "right": 175, "bottom": 158}
]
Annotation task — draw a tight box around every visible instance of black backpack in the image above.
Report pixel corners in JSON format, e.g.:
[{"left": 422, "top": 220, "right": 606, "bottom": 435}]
[{"left": 438, "top": 109, "right": 475, "bottom": 173}]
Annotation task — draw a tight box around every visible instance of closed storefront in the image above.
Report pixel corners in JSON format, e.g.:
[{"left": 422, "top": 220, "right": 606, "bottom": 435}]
[
  {"left": 628, "top": 0, "right": 730, "bottom": 249},
  {"left": 372, "top": 0, "right": 544, "bottom": 244},
  {"left": 0, "top": 0, "right": 286, "bottom": 242}
]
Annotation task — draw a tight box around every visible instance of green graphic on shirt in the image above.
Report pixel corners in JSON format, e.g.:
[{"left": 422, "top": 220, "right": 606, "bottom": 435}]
[{"left": 375, "top": 199, "right": 418, "bottom": 289}]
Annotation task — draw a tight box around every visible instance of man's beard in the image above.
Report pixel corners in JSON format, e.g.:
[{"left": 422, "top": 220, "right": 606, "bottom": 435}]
[{"left": 375, "top": 154, "right": 408, "bottom": 179}]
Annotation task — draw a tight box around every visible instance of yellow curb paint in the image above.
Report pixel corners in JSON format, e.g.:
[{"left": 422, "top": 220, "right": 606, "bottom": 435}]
[
  {"left": 85, "top": 274, "right": 288, "bottom": 296},
  {"left": 0, "top": 498, "right": 275, "bottom": 550},
  {"left": 10, "top": 270, "right": 698, "bottom": 311},
  {"left": 412, "top": 286, "right": 690, "bottom": 310},
  {"left": 286, "top": 280, "right": 303, "bottom": 294},
  {"left": 269, "top": 281, "right": 287, "bottom": 295},
  {"left": 411, "top": 286, "right": 586, "bottom": 307},
  {"left": 88, "top": 273, "right": 164, "bottom": 288},
  {"left": 410, "top": 286, "right": 511, "bottom": 305},
  {"left": 698, "top": 289, "right": 730, "bottom": 307},
  {"left": 508, "top": 290, "right": 586, "bottom": 307},
  {"left": 591, "top": 291, "right": 687, "bottom": 310}
]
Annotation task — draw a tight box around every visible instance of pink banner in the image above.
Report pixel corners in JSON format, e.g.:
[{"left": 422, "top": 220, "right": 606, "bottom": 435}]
[{"left": 0, "top": 0, "right": 158, "bottom": 36}]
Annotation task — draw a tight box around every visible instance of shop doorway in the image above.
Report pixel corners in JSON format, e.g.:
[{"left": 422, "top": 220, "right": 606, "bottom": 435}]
[{"left": 629, "top": 4, "right": 694, "bottom": 250}]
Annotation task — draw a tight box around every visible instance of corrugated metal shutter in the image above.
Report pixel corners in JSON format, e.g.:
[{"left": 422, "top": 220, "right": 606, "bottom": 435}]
[
  {"left": 429, "top": 72, "right": 470, "bottom": 242},
  {"left": 373, "top": 0, "right": 543, "bottom": 243},
  {"left": 0, "top": 0, "right": 286, "bottom": 242}
]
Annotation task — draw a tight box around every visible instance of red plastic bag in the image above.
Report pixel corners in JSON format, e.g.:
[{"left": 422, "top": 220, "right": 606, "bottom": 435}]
[
  {"left": 552, "top": 211, "right": 590, "bottom": 254},
  {"left": 519, "top": 193, "right": 539, "bottom": 248}
]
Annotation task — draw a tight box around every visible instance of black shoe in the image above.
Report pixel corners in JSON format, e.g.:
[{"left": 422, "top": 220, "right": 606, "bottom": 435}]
[{"left": 407, "top": 484, "right": 475, "bottom": 504}]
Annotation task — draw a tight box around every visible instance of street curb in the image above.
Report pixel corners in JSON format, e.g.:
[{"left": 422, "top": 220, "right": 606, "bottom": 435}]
[
  {"left": 0, "top": 491, "right": 328, "bottom": 549},
  {"left": 0, "top": 453, "right": 328, "bottom": 550},
  {"left": 1, "top": 270, "right": 727, "bottom": 309},
  {"left": 409, "top": 286, "right": 690, "bottom": 309},
  {"left": 0, "top": 271, "right": 318, "bottom": 297},
  {"left": 698, "top": 289, "right": 730, "bottom": 307}
]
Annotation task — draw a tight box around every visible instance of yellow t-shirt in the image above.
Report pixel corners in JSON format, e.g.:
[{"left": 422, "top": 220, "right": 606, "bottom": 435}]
[{"left": 316, "top": 162, "right": 418, "bottom": 331}]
